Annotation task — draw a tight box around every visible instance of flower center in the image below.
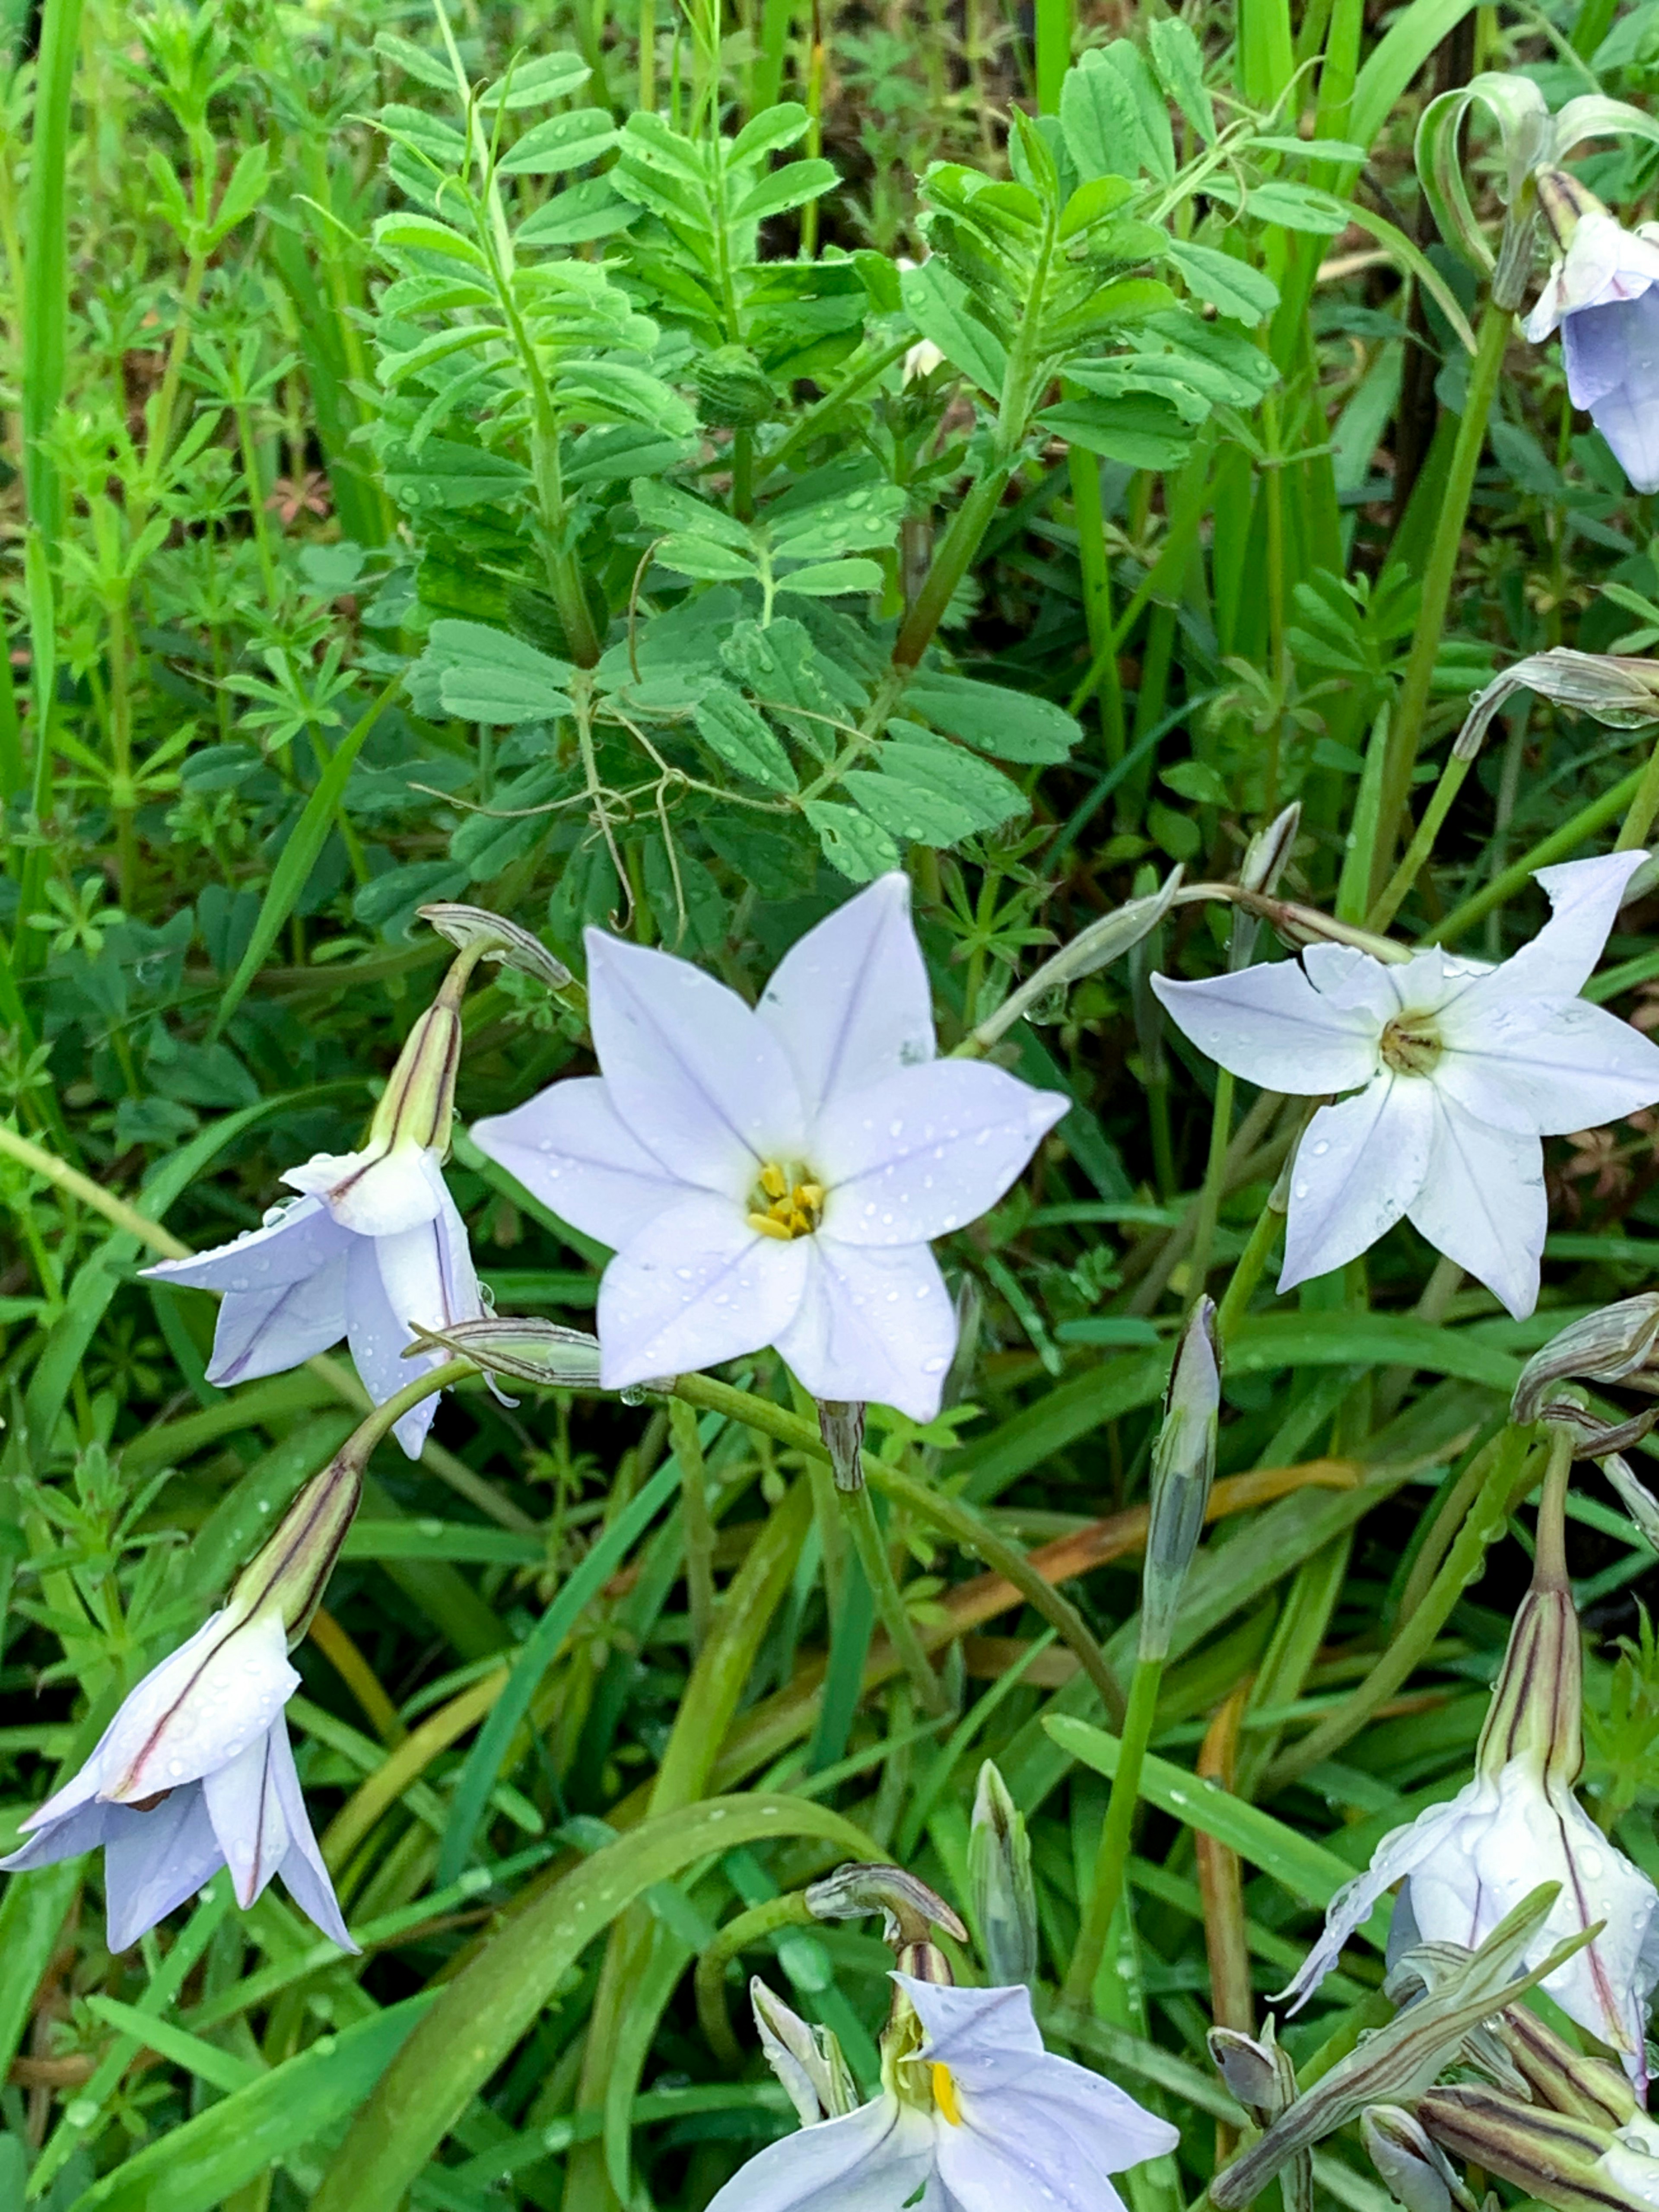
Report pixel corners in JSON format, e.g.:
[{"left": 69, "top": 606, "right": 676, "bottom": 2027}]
[
  {"left": 1379, "top": 1013, "right": 1443, "bottom": 1077},
  {"left": 930, "top": 2063, "right": 963, "bottom": 2126},
  {"left": 747, "top": 1160, "right": 825, "bottom": 1242}
]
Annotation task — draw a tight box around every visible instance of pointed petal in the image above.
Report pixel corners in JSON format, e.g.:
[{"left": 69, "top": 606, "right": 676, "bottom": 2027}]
[
  {"left": 773, "top": 1239, "right": 957, "bottom": 1422},
  {"left": 1151, "top": 964, "right": 1382, "bottom": 1094},
  {"left": 1278, "top": 1079, "right": 1433, "bottom": 1293},
  {"left": 1536, "top": 1780, "right": 1659, "bottom": 2079},
  {"left": 598, "top": 1195, "right": 810, "bottom": 1390},
  {"left": 266, "top": 1720, "right": 356, "bottom": 1951},
  {"left": 1475, "top": 850, "right": 1648, "bottom": 1001},
  {"left": 203, "top": 1725, "right": 289, "bottom": 1908},
  {"left": 815, "top": 1063, "right": 1067, "bottom": 1248},
  {"left": 471, "top": 1077, "right": 692, "bottom": 1250},
  {"left": 103, "top": 1784, "right": 223, "bottom": 1952},
  {"left": 759, "top": 875, "right": 936, "bottom": 1118},
  {"left": 1592, "top": 370, "right": 1659, "bottom": 495},
  {"left": 1275, "top": 1786, "right": 1485, "bottom": 2009},
  {"left": 701, "top": 2095, "right": 936, "bottom": 2212},
  {"left": 283, "top": 1144, "right": 446, "bottom": 1236},
  {"left": 0, "top": 1797, "right": 124, "bottom": 1871},
  {"left": 143, "top": 1195, "right": 350, "bottom": 1294},
  {"left": 587, "top": 930, "right": 806, "bottom": 1194},
  {"left": 110, "top": 1608, "right": 300, "bottom": 1802},
  {"left": 347, "top": 1199, "right": 482, "bottom": 1457},
  {"left": 203, "top": 1252, "right": 350, "bottom": 1387},
  {"left": 1406, "top": 1096, "right": 1546, "bottom": 1320},
  {"left": 1434, "top": 994, "right": 1659, "bottom": 1135}
]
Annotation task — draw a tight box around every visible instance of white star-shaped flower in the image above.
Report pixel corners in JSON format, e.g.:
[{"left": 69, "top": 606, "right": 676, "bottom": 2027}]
[
  {"left": 1526, "top": 208, "right": 1659, "bottom": 495},
  {"left": 472, "top": 876, "right": 1067, "bottom": 1419},
  {"left": 708, "top": 1975, "right": 1179, "bottom": 2212},
  {"left": 1151, "top": 852, "right": 1659, "bottom": 1317}
]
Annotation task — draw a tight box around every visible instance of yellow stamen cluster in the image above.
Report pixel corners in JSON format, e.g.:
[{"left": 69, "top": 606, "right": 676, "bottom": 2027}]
[
  {"left": 931, "top": 2062, "right": 963, "bottom": 2126},
  {"left": 747, "top": 1160, "right": 825, "bottom": 1242}
]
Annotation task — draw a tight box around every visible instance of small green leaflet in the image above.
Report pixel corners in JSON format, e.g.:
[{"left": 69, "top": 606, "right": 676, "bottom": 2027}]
[
  {"left": 905, "top": 673, "right": 1083, "bottom": 764},
  {"left": 694, "top": 686, "right": 798, "bottom": 791},
  {"left": 1164, "top": 240, "right": 1281, "bottom": 326},
  {"left": 802, "top": 799, "right": 900, "bottom": 882},
  {"left": 425, "top": 620, "right": 576, "bottom": 725}
]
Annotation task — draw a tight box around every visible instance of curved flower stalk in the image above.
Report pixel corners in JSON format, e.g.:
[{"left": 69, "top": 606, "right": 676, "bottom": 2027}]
[
  {"left": 144, "top": 955, "right": 486, "bottom": 1456},
  {"left": 709, "top": 1973, "right": 1179, "bottom": 2212},
  {"left": 0, "top": 1433, "right": 369, "bottom": 1954},
  {"left": 1525, "top": 171, "right": 1659, "bottom": 495},
  {"left": 1276, "top": 1455, "right": 1659, "bottom": 2087},
  {"left": 1152, "top": 851, "right": 1659, "bottom": 1317},
  {"left": 473, "top": 875, "right": 1067, "bottom": 1419}
]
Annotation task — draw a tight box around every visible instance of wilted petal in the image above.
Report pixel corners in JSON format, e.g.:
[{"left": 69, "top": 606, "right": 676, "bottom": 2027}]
[
  {"left": 586, "top": 931, "right": 806, "bottom": 1195},
  {"left": 1406, "top": 1098, "right": 1546, "bottom": 1321},
  {"left": 773, "top": 1239, "right": 957, "bottom": 1421},
  {"left": 702, "top": 2093, "right": 935, "bottom": 2212},
  {"left": 283, "top": 1144, "right": 447, "bottom": 1237},
  {"left": 108, "top": 1607, "right": 299, "bottom": 1803},
  {"left": 1151, "top": 962, "right": 1382, "bottom": 1094},
  {"left": 203, "top": 1725, "right": 289, "bottom": 1909},
  {"left": 265, "top": 1719, "right": 356, "bottom": 1950},
  {"left": 598, "top": 1195, "right": 809, "bottom": 1389},
  {"left": 1278, "top": 1786, "right": 1483, "bottom": 2010},
  {"left": 760, "top": 875, "right": 935, "bottom": 1118},
  {"left": 103, "top": 1784, "right": 223, "bottom": 1953},
  {"left": 470, "top": 1076, "right": 692, "bottom": 1250},
  {"left": 1435, "top": 993, "right": 1659, "bottom": 1136},
  {"left": 1279, "top": 1078, "right": 1434, "bottom": 1292},
  {"left": 815, "top": 1062, "right": 1067, "bottom": 1248},
  {"left": 1472, "top": 852, "right": 1647, "bottom": 1001}
]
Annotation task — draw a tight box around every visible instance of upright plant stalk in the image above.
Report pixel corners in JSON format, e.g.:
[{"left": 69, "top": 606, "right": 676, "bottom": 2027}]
[
  {"left": 1373, "top": 297, "right": 1512, "bottom": 885},
  {"left": 22, "top": 0, "right": 86, "bottom": 550},
  {"left": 1063, "top": 1651, "right": 1163, "bottom": 2007},
  {"left": 841, "top": 1482, "right": 947, "bottom": 1717}
]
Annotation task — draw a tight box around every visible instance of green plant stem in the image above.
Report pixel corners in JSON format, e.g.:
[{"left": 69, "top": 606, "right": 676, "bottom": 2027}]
[
  {"left": 1069, "top": 448, "right": 1125, "bottom": 761},
  {"left": 840, "top": 1481, "right": 947, "bottom": 1717},
  {"left": 1186, "top": 1069, "right": 1234, "bottom": 1301},
  {"left": 1373, "top": 298, "right": 1511, "bottom": 879},
  {"left": 1034, "top": 0, "right": 1070, "bottom": 111},
  {"left": 1427, "top": 763, "right": 1644, "bottom": 946},
  {"left": 1265, "top": 1424, "right": 1536, "bottom": 1791},
  {"left": 1214, "top": 1186, "right": 1287, "bottom": 1340},
  {"left": 672, "top": 1374, "right": 1126, "bottom": 1723},
  {"left": 891, "top": 465, "right": 1012, "bottom": 671},
  {"left": 0, "top": 1123, "right": 189, "bottom": 1257},
  {"left": 1616, "top": 725, "right": 1659, "bottom": 852},
  {"left": 1063, "top": 1652, "right": 1163, "bottom": 2009},
  {"left": 1367, "top": 747, "right": 1474, "bottom": 931},
  {"left": 667, "top": 1397, "right": 715, "bottom": 1652},
  {"left": 696, "top": 1892, "right": 813, "bottom": 2070}
]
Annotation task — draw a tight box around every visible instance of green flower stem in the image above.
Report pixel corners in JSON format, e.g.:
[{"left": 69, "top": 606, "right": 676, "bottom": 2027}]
[
  {"left": 1374, "top": 298, "right": 1513, "bottom": 881},
  {"left": 1264, "top": 1424, "right": 1537, "bottom": 1791},
  {"left": 1062, "top": 1651, "right": 1163, "bottom": 2009},
  {"left": 695, "top": 1891, "right": 814, "bottom": 2071},
  {"left": 1615, "top": 724, "right": 1659, "bottom": 852},
  {"left": 1427, "top": 762, "right": 1644, "bottom": 946},
  {"left": 1214, "top": 1183, "right": 1288, "bottom": 1341},
  {"left": 668, "top": 1396, "right": 716, "bottom": 1652},
  {"left": 1185, "top": 1068, "right": 1235, "bottom": 1301},
  {"left": 672, "top": 1374, "right": 1127, "bottom": 1724},
  {"left": 1367, "top": 747, "right": 1475, "bottom": 933},
  {"left": 840, "top": 1478, "right": 947, "bottom": 1717}
]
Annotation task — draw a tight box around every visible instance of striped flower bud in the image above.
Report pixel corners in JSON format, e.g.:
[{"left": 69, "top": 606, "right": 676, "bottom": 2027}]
[{"left": 1141, "top": 1299, "right": 1220, "bottom": 1663}]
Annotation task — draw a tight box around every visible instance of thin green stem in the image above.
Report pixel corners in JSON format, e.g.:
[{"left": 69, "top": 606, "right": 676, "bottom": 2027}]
[
  {"left": 0, "top": 1124, "right": 189, "bottom": 1257},
  {"left": 668, "top": 1397, "right": 716, "bottom": 1652},
  {"left": 1063, "top": 1653, "right": 1163, "bottom": 2008},
  {"left": 841, "top": 1481, "right": 947, "bottom": 1717},
  {"left": 1374, "top": 299, "right": 1512, "bottom": 879},
  {"left": 672, "top": 1374, "right": 1127, "bottom": 1723},
  {"left": 1214, "top": 1185, "right": 1287, "bottom": 1341},
  {"left": 1034, "top": 0, "right": 1070, "bottom": 112},
  {"left": 696, "top": 1893, "right": 813, "bottom": 2070},
  {"left": 1616, "top": 726, "right": 1659, "bottom": 852},
  {"left": 1265, "top": 1425, "right": 1536, "bottom": 1791},
  {"left": 1427, "top": 763, "right": 1643, "bottom": 946},
  {"left": 1069, "top": 448, "right": 1125, "bottom": 762},
  {"left": 1186, "top": 1069, "right": 1234, "bottom": 1300},
  {"left": 1367, "top": 750, "right": 1474, "bottom": 932}
]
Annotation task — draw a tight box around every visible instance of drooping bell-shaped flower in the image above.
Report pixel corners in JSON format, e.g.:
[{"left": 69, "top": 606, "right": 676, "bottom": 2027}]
[
  {"left": 1276, "top": 1473, "right": 1659, "bottom": 2088},
  {"left": 144, "top": 959, "right": 484, "bottom": 1456},
  {"left": 1151, "top": 851, "right": 1659, "bottom": 1317},
  {"left": 472, "top": 876, "right": 1067, "bottom": 1420},
  {"left": 706, "top": 1973, "right": 1179, "bottom": 2212},
  {"left": 1525, "top": 169, "right": 1659, "bottom": 495},
  {"left": 0, "top": 1443, "right": 362, "bottom": 1953}
]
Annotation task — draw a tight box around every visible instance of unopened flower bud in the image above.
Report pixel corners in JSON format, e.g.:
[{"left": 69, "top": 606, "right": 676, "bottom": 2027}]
[
  {"left": 805, "top": 1862, "right": 967, "bottom": 1951},
  {"left": 1363, "top": 2106, "right": 1465, "bottom": 2212},
  {"left": 1513, "top": 1296, "right": 1659, "bottom": 1425},
  {"left": 1476, "top": 1559, "right": 1581, "bottom": 1788},
  {"left": 969, "top": 1761, "right": 1038, "bottom": 1989},
  {"left": 751, "top": 1978, "right": 857, "bottom": 2124},
  {"left": 1209, "top": 2024, "right": 1294, "bottom": 2121},
  {"left": 417, "top": 903, "right": 574, "bottom": 995},
  {"left": 1493, "top": 2000, "right": 1640, "bottom": 2131},
  {"left": 1536, "top": 167, "right": 1608, "bottom": 257},
  {"left": 403, "top": 1315, "right": 603, "bottom": 1390},
  {"left": 1231, "top": 804, "right": 1301, "bottom": 971},
  {"left": 1456, "top": 655, "right": 1659, "bottom": 769},
  {"left": 972, "top": 868, "right": 1184, "bottom": 1051},
  {"left": 366, "top": 968, "right": 467, "bottom": 1159},
  {"left": 817, "top": 1399, "right": 865, "bottom": 1492},
  {"left": 1140, "top": 1298, "right": 1220, "bottom": 1663},
  {"left": 228, "top": 1439, "right": 367, "bottom": 1644},
  {"left": 694, "top": 345, "right": 775, "bottom": 428},
  {"left": 1418, "top": 2086, "right": 1656, "bottom": 2212}
]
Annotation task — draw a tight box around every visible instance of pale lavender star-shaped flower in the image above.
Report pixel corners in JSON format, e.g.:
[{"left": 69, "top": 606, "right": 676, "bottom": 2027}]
[
  {"left": 471, "top": 875, "right": 1067, "bottom": 1419},
  {"left": 708, "top": 1975, "right": 1179, "bottom": 2212},
  {"left": 0, "top": 1603, "right": 353, "bottom": 1954},
  {"left": 1152, "top": 852, "right": 1659, "bottom": 1318},
  {"left": 1526, "top": 208, "right": 1659, "bottom": 494}
]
